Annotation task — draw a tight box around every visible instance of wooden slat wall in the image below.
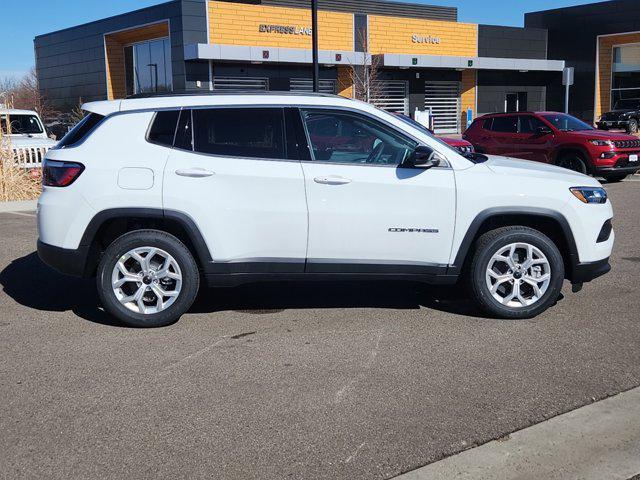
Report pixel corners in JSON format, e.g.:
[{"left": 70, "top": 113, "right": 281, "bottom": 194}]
[{"left": 104, "top": 22, "right": 170, "bottom": 100}]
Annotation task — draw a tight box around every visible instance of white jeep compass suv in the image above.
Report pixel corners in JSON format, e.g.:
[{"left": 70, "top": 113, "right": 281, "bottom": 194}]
[{"left": 37, "top": 93, "right": 614, "bottom": 327}]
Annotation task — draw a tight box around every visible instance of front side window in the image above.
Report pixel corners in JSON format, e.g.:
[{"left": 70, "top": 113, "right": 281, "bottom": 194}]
[
  {"left": 542, "top": 113, "right": 593, "bottom": 132},
  {"left": 518, "top": 115, "right": 549, "bottom": 134},
  {"left": 192, "top": 108, "right": 285, "bottom": 159},
  {"left": 490, "top": 116, "right": 518, "bottom": 133},
  {"left": 301, "top": 109, "right": 417, "bottom": 165},
  {"left": 0, "top": 114, "right": 44, "bottom": 135}
]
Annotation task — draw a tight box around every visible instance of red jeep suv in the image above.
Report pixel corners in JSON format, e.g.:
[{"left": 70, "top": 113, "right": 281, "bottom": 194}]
[{"left": 464, "top": 111, "right": 640, "bottom": 182}]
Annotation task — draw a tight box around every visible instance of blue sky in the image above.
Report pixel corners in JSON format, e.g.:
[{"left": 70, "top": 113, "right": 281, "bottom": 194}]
[{"left": 1, "top": 0, "right": 597, "bottom": 79}]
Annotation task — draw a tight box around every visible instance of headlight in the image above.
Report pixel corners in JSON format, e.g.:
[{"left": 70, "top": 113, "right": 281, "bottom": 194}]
[
  {"left": 570, "top": 187, "right": 608, "bottom": 204},
  {"left": 589, "top": 139, "right": 614, "bottom": 147}
]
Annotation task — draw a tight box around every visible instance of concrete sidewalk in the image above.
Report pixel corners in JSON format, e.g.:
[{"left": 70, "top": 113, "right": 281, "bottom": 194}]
[
  {"left": 0, "top": 199, "right": 37, "bottom": 213},
  {"left": 396, "top": 387, "right": 640, "bottom": 480}
]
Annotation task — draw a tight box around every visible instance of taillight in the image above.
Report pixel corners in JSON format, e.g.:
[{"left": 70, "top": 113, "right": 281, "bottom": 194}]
[{"left": 42, "top": 159, "right": 85, "bottom": 187}]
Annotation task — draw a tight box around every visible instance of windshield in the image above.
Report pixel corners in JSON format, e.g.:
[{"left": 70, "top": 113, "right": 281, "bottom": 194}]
[
  {"left": 542, "top": 113, "right": 594, "bottom": 132},
  {"left": 0, "top": 114, "right": 44, "bottom": 135},
  {"left": 613, "top": 99, "right": 640, "bottom": 110}
]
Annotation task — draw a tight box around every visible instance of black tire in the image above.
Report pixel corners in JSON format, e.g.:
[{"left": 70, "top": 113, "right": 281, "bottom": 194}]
[
  {"left": 557, "top": 153, "right": 588, "bottom": 174},
  {"left": 628, "top": 119, "right": 638, "bottom": 134},
  {"left": 97, "top": 230, "right": 200, "bottom": 328},
  {"left": 604, "top": 173, "right": 628, "bottom": 183},
  {"left": 468, "top": 226, "right": 565, "bottom": 319}
]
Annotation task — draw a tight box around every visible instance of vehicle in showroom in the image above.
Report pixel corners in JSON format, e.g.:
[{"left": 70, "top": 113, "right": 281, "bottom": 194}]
[
  {"left": 596, "top": 98, "right": 640, "bottom": 134},
  {"left": 1, "top": 108, "right": 57, "bottom": 169},
  {"left": 37, "top": 94, "right": 613, "bottom": 327},
  {"left": 464, "top": 111, "right": 640, "bottom": 182}
]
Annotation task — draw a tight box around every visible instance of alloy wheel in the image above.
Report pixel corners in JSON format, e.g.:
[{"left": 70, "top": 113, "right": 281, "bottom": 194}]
[
  {"left": 485, "top": 242, "right": 551, "bottom": 308},
  {"left": 558, "top": 157, "right": 587, "bottom": 174},
  {"left": 111, "top": 247, "right": 182, "bottom": 314}
]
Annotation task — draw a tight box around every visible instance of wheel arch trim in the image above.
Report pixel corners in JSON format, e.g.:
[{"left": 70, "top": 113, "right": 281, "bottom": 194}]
[
  {"left": 448, "top": 207, "right": 579, "bottom": 277},
  {"left": 79, "top": 208, "right": 213, "bottom": 267}
]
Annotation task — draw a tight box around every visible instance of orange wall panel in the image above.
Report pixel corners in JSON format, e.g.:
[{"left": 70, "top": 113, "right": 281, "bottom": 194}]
[
  {"left": 209, "top": 2, "right": 353, "bottom": 51},
  {"left": 368, "top": 15, "right": 477, "bottom": 57}
]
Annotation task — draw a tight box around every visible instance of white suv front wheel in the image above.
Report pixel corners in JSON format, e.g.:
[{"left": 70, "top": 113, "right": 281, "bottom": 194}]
[
  {"left": 469, "top": 226, "right": 565, "bottom": 319},
  {"left": 97, "top": 230, "right": 200, "bottom": 327}
]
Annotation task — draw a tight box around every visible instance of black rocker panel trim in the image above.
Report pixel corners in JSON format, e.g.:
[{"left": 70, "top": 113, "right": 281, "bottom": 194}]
[
  {"left": 449, "top": 207, "right": 580, "bottom": 278},
  {"left": 205, "top": 272, "right": 459, "bottom": 288}
]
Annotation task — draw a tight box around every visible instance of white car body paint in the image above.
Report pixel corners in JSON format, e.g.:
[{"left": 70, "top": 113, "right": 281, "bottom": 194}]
[{"left": 37, "top": 94, "right": 613, "bottom": 277}]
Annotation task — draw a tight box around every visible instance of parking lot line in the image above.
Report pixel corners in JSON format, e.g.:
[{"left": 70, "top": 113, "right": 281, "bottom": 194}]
[{"left": 395, "top": 387, "right": 640, "bottom": 480}]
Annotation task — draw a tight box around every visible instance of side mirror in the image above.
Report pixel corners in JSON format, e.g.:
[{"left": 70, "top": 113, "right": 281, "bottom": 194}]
[
  {"left": 403, "top": 146, "right": 441, "bottom": 168},
  {"left": 536, "top": 126, "right": 553, "bottom": 136}
]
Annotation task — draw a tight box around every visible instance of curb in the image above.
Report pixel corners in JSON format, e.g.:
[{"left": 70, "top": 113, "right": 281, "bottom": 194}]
[
  {"left": 395, "top": 387, "right": 640, "bottom": 480},
  {"left": 0, "top": 199, "right": 38, "bottom": 213}
]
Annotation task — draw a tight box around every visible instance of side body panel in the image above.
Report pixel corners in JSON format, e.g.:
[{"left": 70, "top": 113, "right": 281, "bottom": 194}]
[{"left": 38, "top": 111, "right": 166, "bottom": 249}]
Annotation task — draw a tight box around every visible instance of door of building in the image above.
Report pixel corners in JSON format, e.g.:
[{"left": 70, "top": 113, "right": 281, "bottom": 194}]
[
  {"left": 425, "top": 81, "right": 461, "bottom": 135},
  {"left": 505, "top": 92, "right": 528, "bottom": 112},
  {"left": 370, "top": 80, "right": 409, "bottom": 115}
]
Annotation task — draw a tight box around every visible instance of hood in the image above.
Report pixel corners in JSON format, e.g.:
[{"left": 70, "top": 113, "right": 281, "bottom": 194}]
[
  {"left": 564, "top": 129, "right": 637, "bottom": 141},
  {"left": 10, "top": 136, "right": 58, "bottom": 148},
  {"left": 440, "top": 137, "right": 471, "bottom": 147},
  {"left": 483, "top": 155, "right": 601, "bottom": 186}
]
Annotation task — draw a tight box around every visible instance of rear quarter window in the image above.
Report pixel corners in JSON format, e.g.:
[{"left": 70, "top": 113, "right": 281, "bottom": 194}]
[
  {"left": 57, "top": 113, "right": 105, "bottom": 148},
  {"left": 147, "top": 110, "right": 180, "bottom": 147}
]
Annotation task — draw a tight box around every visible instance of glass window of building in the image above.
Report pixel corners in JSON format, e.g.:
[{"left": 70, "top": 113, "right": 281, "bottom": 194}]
[
  {"left": 612, "top": 44, "right": 640, "bottom": 108},
  {"left": 125, "top": 38, "right": 173, "bottom": 96}
]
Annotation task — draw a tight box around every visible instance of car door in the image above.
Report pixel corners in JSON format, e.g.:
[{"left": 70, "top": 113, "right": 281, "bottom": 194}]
[
  {"left": 516, "top": 115, "right": 555, "bottom": 163},
  {"left": 163, "top": 107, "right": 308, "bottom": 271},
  {"left": 298, "top": 107, "right": 456, "bottom": 272},
  {"left": 489, "top": 115, "right": 521, "bottom": 157}
]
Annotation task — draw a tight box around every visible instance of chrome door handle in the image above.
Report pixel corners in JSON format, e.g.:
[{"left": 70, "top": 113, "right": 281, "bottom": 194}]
[
  {"left": 175, "top": 168, "right": 215, "bottom": 178},
  {"left": 313, "top": 176, "right": 352, "bottom": 185}
]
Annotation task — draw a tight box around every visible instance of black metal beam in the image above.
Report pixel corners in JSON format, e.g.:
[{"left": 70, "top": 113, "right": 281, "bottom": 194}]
[{"left": 311, "top": 0, "right": 319, "bottom": 92}]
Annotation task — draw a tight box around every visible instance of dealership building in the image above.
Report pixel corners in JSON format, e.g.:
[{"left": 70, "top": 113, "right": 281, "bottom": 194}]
[
  {"left": 34, "top": 0, "right": 569, "bottom": 134},
  {"left": 526, "top": 0, "right": 640, "bottom": 124}
]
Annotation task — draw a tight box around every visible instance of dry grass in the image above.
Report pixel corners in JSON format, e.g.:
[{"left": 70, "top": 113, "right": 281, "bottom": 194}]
[{"left": 0, "top": 132, "right": 41, "bottom": 202}]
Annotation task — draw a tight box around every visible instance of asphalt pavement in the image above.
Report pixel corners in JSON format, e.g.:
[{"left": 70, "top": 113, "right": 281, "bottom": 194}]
[{"left": 1, "top": 181, "right": 639, "bottom": 480}]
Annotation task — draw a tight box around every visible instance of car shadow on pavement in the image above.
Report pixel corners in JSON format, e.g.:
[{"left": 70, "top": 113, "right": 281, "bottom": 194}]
[
  {"left": 0, "top": 252, "right": 490, "bottom": 327},
  {"left": 0, "top": 252, "right": 124, "bottom": 326}
]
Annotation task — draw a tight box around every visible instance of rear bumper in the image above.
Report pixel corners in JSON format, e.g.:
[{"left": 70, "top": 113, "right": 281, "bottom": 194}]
[
  {"left": 37, "top": 240, "right": 89, "bottom": 277},
  {"left": 571, "top": 257, "right": 611, "bottom": 284}
]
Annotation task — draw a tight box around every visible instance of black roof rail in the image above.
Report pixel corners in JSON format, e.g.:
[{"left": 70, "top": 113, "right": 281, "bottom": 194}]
[{"left": 125, "top": 90, "right": 341, "bottom": 100}]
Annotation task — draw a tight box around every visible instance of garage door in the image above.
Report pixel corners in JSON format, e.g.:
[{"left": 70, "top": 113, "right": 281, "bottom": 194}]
[
  {"left": 212, "top": 77, "right": 269, "bottom": 91},
  {"left": 370, "top": 81, "right": 409, "bottom": 115},
  {"left": 425, "top": 81, "right": 461, "bottom": 134},
  {"left": 290, "top": 78, "right": 337, "bottom": 95}
]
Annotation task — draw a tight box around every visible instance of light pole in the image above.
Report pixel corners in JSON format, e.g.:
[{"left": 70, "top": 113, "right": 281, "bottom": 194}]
[{"left": 311, "top": 0, "right": 319, "bottom": 92}]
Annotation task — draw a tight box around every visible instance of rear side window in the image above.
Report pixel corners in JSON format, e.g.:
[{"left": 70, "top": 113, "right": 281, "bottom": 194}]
[
  {"left": 57, "top": 113, "right": 104, "bottom": 148},
  {"left": 482, "top": 118, "right": 493, "bottom": 130},
  {"left": 192, "top": 108, "right": 285, "bottom": 159},
  {"left": 491, "top": 116, "right": 518, "bottom": 133},
  {"left": 148, "top": 110, "right": 180, "bottom": 147}
]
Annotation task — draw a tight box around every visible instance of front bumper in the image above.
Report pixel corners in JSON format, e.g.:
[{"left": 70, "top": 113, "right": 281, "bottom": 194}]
[
  {"left": 37, "top": 240, "right": 89, "bottom": 277},
  {"left": 596, "top": 120, "right": 630, "bottom": 129},
  {"left": 571, "top": 257, "right": 611, "bottom": 284}
]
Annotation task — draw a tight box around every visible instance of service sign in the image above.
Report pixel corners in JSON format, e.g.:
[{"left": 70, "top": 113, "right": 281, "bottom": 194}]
[
  {"left": 411, "top": 34, "right": 441, "bottom": 45},
  {"left": 259, "top": 24, "right": 312, "bottom": 35}
]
